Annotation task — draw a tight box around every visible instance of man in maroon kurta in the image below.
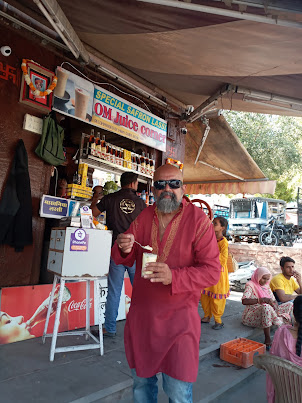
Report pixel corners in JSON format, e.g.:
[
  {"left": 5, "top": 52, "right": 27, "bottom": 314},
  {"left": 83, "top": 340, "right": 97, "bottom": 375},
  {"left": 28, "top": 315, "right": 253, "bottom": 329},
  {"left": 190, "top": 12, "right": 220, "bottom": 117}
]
[{"left": 112, "top": 164, "right": 221, "bottom": 402}]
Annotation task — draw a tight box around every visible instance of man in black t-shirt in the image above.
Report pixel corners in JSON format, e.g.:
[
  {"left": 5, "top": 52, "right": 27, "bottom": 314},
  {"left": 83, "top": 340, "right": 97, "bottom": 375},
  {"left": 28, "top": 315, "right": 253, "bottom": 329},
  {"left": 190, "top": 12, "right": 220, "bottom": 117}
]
[{"left": 91, "top": 172, "right": 146, "bottom": 337}]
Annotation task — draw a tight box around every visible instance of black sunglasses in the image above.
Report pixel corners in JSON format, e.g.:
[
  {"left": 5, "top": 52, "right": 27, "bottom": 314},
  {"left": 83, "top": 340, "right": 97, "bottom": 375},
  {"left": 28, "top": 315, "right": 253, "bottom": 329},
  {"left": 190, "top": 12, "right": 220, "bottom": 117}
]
[{"left": 153, "top": 179, "right": 183, "bottom": 190}]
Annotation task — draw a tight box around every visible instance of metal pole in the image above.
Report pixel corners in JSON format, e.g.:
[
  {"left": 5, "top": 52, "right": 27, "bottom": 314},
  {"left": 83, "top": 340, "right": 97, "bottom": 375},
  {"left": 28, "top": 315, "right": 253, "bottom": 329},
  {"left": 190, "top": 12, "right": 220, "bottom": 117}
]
[
  {"left": 97, "top": 281, "right": 104, "bottom": 356},
  {"left": 85, "top": 280, "right": 90, "bottom": 341},
  {"left": 194, "top": 121, "right": 210, "bottom": 165},
  {"left": 198, "top": 160, "right": 245, "bottom": 181},
  {"left": 42, "top": 275, "right": 58, "bottom": 344},
  {"left": 137, "top": 0, "right": 302, "bottom": 29},
  {"left": 49, "top": 277, "right": 65, "bottom": 362}
]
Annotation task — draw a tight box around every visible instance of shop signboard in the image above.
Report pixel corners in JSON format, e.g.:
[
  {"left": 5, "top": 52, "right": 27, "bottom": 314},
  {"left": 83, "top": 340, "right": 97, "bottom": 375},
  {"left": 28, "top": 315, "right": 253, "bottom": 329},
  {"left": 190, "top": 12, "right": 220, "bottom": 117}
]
[
  {"left": 40, "top": 195, "right": 69, "bottom": 219},
  {"left": 92, "top": 86, "right": 167, "bottom": 151},
  {"left": 52, "top": 67, "right": 167, "bottom": 152}
]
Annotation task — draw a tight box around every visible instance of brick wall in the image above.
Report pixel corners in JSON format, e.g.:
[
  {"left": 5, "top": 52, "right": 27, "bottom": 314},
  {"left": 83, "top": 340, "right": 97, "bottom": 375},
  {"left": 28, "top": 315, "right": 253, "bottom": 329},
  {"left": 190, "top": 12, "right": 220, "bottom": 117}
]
[{"left": 229, "top": 243, "right": 302, "bottom": 275}]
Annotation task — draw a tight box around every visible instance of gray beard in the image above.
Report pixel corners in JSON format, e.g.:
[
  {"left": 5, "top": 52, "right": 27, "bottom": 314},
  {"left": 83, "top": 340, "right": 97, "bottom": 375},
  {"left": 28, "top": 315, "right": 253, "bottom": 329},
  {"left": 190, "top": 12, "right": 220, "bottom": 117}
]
[{"left": 155, "top": 191, "right": 182, "bottom": 213}]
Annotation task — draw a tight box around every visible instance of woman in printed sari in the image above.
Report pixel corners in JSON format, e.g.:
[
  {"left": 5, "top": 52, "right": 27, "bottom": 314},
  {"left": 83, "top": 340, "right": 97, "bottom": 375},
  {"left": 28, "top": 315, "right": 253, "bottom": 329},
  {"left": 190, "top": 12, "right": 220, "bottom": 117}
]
[{"left": 242, "top": 267, "right": 293, "bottom": 350}]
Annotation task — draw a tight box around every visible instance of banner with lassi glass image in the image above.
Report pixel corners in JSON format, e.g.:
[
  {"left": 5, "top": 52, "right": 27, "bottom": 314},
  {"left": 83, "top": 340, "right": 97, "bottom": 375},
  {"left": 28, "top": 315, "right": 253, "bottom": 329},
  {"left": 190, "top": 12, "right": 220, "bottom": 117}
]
[{"left": 52, "top": 67, "right": 167, "bottom": 152}]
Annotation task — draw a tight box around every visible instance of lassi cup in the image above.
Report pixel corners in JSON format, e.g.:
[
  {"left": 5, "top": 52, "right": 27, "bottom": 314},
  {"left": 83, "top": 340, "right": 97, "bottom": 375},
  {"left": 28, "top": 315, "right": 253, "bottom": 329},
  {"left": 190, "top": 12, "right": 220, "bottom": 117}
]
[
  {"left": 142, "top": 252, "right": 157, "bottom": 277},
  {"left": 75, "top": 88, "right": 89, "bottom": 120},
  {"left": 54, "top": 67, "right": 69, "bottom": 98}
]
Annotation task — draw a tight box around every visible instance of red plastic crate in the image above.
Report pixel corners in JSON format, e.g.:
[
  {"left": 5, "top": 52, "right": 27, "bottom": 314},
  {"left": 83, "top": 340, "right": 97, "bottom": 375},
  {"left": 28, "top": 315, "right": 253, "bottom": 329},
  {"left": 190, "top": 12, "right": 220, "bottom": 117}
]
[{"left": 220, "top": 338, "right": 266, "bottom": 368}]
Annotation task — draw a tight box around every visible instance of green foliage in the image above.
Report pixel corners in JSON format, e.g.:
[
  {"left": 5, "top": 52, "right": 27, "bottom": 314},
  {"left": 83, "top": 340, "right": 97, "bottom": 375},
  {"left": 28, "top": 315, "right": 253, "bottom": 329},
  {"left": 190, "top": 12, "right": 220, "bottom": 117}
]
[
  {"left": 103, "top": 181, "right": 118, "bottom": 195},
  {"left": 224, "top": 111, "right": 302, "bottom": 202}
]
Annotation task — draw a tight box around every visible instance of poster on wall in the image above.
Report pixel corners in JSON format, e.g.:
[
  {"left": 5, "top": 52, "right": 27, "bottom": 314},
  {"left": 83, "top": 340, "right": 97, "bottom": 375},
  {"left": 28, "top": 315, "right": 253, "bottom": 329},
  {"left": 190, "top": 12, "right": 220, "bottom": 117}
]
[
  {"left": 52, "top": 67, "right": 167, "bottom": 152},
  {"left": 20, "top": 60, "right": 55, "bottom": 112},
  {"left": 53, "top": 66, "right": 94, "bottom": 123},
  {"left": 0, "top": 282, "right": 94, "bottom": 345}
]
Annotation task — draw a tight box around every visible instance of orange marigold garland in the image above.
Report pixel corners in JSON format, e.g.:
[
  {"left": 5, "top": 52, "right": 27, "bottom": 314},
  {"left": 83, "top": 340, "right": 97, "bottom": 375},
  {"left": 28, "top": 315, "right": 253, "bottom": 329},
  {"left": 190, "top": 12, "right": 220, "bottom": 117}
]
[{"left": 21, "top": 59, "right": 57, "bottom": 97}]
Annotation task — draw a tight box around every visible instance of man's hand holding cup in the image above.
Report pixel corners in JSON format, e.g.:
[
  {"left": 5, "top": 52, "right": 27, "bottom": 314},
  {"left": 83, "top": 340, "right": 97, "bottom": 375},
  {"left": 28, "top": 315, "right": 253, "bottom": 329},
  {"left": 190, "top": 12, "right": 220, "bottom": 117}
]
[{"left": 116, "top": 233, "right": 135, "bottom": 254}]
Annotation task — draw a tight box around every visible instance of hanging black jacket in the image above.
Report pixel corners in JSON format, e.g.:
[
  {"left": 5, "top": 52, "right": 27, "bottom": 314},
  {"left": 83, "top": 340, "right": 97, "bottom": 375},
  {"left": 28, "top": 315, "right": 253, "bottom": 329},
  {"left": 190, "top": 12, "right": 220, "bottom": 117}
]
[{"left": 0, "top": 139, "right": 33, "bottom": 252}]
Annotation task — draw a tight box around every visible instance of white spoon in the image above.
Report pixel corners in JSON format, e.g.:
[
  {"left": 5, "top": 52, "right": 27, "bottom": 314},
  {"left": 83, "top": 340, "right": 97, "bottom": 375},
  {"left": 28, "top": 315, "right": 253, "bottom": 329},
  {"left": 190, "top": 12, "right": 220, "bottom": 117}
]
[{"left": 134, "top": 241, "right": 153, "bottom": 251}]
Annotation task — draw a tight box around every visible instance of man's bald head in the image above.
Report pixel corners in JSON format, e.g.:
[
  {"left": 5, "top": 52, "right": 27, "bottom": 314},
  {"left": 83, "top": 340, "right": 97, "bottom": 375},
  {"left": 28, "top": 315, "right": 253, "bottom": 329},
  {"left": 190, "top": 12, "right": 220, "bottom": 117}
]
[
  {"left": 152, "top": 164, "right": 185, "bottom": 214},
  {"left": 154, "top": 164, "right": 183, "bottom": 181}
]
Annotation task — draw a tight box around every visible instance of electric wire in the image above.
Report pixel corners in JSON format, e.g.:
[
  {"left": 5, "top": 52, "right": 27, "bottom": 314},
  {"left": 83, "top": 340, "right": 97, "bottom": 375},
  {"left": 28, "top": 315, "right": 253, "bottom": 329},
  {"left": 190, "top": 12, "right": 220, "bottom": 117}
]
[{"left": 60, "top": 61, "right": 151, "bottom": 112}]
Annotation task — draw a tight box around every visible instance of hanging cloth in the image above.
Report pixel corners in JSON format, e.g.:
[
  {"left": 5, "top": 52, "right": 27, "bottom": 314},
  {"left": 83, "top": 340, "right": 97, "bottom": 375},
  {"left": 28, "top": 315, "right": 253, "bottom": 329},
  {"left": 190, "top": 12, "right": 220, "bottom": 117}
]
[{"left": 0, "top": 139, "right": 33, "bottom": 252}]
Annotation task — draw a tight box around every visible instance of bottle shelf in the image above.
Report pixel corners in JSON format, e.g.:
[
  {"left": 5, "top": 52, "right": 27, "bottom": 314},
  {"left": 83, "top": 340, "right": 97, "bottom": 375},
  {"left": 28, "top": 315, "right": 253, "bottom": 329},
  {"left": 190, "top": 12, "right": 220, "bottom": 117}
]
[{"left": 80, "top": 155, "right": 153, "bottom": 184}]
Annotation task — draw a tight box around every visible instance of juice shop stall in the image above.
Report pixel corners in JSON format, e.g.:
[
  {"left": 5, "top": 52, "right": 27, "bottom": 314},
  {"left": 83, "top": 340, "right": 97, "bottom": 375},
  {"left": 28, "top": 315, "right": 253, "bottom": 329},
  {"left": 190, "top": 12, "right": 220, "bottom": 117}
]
[{"left": 0, "top": 46, "right": 186, "bottom": 347}]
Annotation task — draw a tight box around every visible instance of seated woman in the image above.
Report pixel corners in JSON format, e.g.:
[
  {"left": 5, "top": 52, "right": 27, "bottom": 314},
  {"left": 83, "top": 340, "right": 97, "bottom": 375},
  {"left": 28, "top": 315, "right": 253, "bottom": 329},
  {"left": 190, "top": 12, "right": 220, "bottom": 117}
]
[
  {"left": 242, "top": 267, "right": 293, "bottom": 349},
  {"left": 267, "top": 296, "right": 302, "bottom": 403}
]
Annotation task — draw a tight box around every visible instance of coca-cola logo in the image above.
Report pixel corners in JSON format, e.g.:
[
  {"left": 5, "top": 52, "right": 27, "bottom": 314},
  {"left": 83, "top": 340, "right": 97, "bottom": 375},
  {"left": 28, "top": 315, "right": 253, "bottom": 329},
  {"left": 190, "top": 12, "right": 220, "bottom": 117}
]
[{"left": 68, "top": 298, "right": 93, "bottom": 312}]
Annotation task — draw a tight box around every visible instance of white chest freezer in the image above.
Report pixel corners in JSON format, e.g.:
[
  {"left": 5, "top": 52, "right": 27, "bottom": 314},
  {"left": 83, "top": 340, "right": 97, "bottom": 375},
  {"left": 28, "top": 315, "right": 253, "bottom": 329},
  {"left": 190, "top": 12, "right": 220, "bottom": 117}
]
[{"left": 48, "top": 227, "right": 112, "bottom": 277}]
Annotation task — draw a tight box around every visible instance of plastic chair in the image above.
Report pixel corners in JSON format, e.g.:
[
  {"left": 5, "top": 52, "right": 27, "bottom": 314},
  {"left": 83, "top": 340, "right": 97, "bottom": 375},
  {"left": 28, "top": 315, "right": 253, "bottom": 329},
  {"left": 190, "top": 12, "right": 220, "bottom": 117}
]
[{"left": 254, "top": 354, "right": 302, "bottom": 403}]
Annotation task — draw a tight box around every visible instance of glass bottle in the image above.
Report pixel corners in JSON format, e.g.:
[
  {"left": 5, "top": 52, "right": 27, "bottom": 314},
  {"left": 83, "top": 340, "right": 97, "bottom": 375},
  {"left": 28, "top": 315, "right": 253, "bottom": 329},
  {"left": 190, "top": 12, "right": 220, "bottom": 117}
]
[
  {"left": 150, "top": 154, "right": 155, "bottom": 173},
  {"left": 120, "top": 148, "right": 124, "bottom": 167},
  {"left": 141, "top": 152, "right": 146, "bottom": 174},
  {"left": 115, "top": 147, "right": 120, "bottom": 166},
  {"left": 95, "top": 135, "right": 101, "bottom": 159},
  {"left": 131, "top": 153, "right": 136, "bottom": 171},
  {"left": 106, "top": 143, "right": 111, "bottom": 162},
  {"left": 77, "top": 171, "right": 82, "bottom": 185},
  {"left": 110, "top": 144, "right": 115, "bottom": 164},
  {"left": 149, "top": 156, "right": 153, "bottom": 174},
  {"left": 101, "top": 135, "right": 106, "bottom": 160},
  {"left": 87, "top": 134, "right": 94, "bottom": 156},
  {"left": 136, "top": 154, "right": 141, "bottom": 172},
  {"left": 146, "top": 153, "right": 150, "bottom": 175},
  {"left": 90, "top": 129, "right": 96, "bottom": 156},
  {"left": 149, "top": 192, "right": 155, "bottom": 205},
  {"left": 26, "top": 286, "right": 71, "bottom": 330},
  {"left": 73, "top": 171, "right": 78, "bottom": 184}
]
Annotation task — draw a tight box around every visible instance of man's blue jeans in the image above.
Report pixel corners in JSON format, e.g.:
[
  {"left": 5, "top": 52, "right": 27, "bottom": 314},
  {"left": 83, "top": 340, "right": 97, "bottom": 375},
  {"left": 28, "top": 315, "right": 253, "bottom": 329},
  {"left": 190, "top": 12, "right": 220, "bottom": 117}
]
[
  {"left": 131, "top": 369, "right": 193, "bottom": 403},
  {"left": 104, "top": 258, "right": 135, "bottom": 333}
]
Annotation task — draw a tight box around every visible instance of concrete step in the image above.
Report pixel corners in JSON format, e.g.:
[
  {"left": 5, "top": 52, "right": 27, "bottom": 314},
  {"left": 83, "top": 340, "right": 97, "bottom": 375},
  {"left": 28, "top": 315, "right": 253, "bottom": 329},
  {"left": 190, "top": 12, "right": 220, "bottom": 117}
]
[
  {"left": 0, "top": 292, "right": 267, "bottom": 403},
  {"left": 96, "top": 329, "right": 265, "bottom": 403},
  {"left": 210, "top": 370, "right": 266, "bottom": 403},
  {"left": 113, "top": 349, "right": 264, "bottom": 403}
]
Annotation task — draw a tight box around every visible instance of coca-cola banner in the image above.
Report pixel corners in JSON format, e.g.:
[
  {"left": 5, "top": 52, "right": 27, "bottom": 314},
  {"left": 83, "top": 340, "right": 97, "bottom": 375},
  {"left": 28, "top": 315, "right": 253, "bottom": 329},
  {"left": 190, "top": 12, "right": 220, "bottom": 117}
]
[
  {"left": 0, "top": 278, "right": 129, "bottom": 345},
  {"left": 0, "top": 282, "right": 94, "bottom": 345}
]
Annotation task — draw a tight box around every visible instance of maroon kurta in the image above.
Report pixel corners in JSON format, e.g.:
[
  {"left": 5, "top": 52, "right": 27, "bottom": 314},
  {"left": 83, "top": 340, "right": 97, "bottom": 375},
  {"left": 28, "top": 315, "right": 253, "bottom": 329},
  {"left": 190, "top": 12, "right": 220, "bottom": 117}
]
[{"left": 112, "top": 198, "right": 221, "bottom": 382}]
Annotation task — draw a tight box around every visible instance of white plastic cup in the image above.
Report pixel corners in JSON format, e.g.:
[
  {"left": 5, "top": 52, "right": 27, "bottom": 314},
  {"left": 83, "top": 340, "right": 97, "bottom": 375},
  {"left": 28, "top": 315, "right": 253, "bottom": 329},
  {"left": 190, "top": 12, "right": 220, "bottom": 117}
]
[{"left": 142, "top": 252, "right": 157, "bottom": 277}]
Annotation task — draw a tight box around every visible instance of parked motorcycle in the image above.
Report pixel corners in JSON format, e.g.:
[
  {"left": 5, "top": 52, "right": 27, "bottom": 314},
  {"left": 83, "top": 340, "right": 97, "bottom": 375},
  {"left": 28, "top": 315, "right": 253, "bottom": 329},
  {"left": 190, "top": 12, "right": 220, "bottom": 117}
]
[
  {"left": 258, "top": 214, "right": 296, "bottom": 247},
  {"left": 229, "top": 261, "right": 257, "bottom": 292}
]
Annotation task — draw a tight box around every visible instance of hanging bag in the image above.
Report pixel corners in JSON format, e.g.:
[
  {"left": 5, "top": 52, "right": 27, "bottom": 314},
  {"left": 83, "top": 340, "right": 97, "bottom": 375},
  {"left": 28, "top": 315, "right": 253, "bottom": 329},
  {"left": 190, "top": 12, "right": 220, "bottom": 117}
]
[{"left": 35, "top": 111, "right": 65, "bottom": 166}]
